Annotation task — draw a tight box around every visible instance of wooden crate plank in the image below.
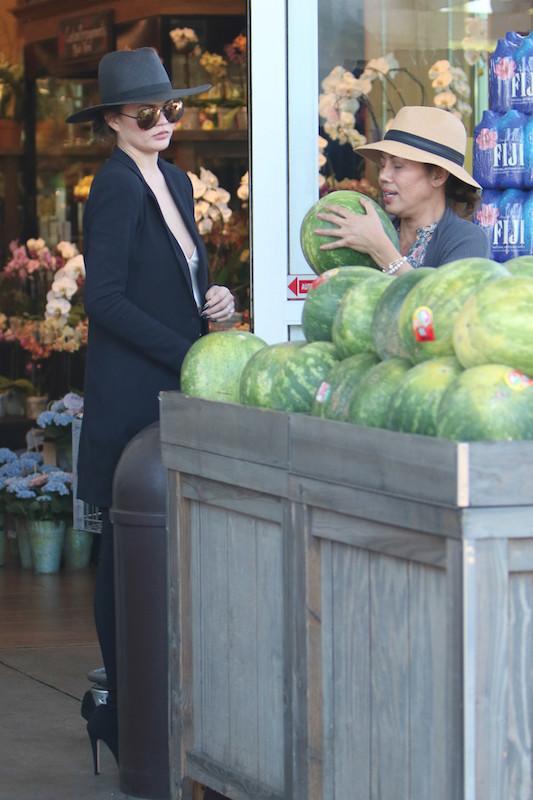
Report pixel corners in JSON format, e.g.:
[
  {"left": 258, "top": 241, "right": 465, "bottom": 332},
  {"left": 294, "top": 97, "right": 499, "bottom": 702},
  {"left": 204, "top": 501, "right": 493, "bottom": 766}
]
[
  {"left": 463, "top": 507, "right": 533, "bottom": 540},
  {"left": 162, "top": 442, "right": 289, "bottom": 499},
  {"left": 370, "top": 553, "right": 410, "bottom": 800},
  {"left": 292, "top": 475, "right": 464, "bottom": 539},
  {"left": 508, "top": 573, "right": 533, "bottom": 799},
  {"left": 227, "top": 512, "right": 260, "bottom": 779},
  {"left": 290, "top": 413, "right": 462, "bottom": 507},
  {"left": 509, "top": 539, "right": 533, "bottom": 572},
  {"left": 160, "top": 392, "right": 290, "bottom": 468},
  {"left": 320, "top": 541, "right": 335, "bottom": 800},
  {"left": 187, "top": 751, "right": 285, "bottom": 800},
  {"left": 445, "top": 539, "right": 465, "bottom": 799},
  {"left": 312, "top": 507, "right": 446, "bottom": 568},
  {"left": 330, "top": 542, "right": 371, "bottom": 800},
  {"left": 468, "top": 442, "right": 533, "bottom": 507},
  {"left": 409, "top": 562, "right": 449, "bottom": 800},
  {"left": 182, "top": 474, "right": 283, "bottom": 524},
  {"left": 197, "top": 505, "right": 231, "bottom": 765},
  {"left": 256, "top": 519, "right": 285, "bottom": 792},
  {"left": 191, "top": 501, "right": 203, "bottom": 753}
]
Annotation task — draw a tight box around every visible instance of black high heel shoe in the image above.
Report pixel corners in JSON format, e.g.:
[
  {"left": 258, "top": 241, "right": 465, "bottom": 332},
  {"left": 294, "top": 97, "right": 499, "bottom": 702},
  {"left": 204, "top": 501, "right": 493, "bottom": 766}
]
[{"left": 87, "top": 704, "right": 119, "bottom": 774}]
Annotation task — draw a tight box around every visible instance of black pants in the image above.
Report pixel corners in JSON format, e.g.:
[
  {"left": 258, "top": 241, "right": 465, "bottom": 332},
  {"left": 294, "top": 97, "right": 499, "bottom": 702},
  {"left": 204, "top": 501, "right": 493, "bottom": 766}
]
[{"left": 94, "top": 508, "right": 117, "bottom": 705}]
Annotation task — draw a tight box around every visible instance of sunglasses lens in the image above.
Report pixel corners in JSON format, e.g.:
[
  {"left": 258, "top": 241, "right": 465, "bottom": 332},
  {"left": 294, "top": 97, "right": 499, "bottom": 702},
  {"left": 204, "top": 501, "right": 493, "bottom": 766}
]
[
  {"left": 136, "top": 107, "right": 159, "bottom": 130},
  {"left": 162, "top": 100, "right": 184, "bottom": 123}
]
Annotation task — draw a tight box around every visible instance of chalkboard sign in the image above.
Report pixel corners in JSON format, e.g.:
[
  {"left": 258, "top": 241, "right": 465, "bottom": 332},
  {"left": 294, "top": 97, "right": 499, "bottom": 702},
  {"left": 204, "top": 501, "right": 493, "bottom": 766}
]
[{"left": 58, "top": 12, "right": 113, "bottom": 61}]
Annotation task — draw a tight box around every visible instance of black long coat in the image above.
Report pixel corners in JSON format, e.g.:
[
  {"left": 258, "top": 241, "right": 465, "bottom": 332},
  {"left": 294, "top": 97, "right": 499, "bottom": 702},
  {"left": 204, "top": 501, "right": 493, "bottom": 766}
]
[{"left": 77, "top": 147, "right": 208, "bottom": 507}]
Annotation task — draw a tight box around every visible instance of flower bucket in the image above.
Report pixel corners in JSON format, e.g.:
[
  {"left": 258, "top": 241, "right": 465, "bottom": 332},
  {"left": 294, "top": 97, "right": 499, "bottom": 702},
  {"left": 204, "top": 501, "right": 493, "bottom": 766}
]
[
  {"left": 63, "top": 526, "right": 93, "bottom": 570},
  {"left": 15, "top": 516, "right": 32, "bottom": 569},
  {"left": 29, "top": 519, "right": 66, "bottom": 574}
]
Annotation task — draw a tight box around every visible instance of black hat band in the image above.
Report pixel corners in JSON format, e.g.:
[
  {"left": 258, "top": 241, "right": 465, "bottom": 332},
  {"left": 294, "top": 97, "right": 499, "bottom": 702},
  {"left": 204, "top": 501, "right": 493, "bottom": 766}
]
[
  {"left": 102, "top": 81, "right": 173, "bottom": 103},
  {"left": 384, "top": 130, "right": 465, "bottom": 167}
]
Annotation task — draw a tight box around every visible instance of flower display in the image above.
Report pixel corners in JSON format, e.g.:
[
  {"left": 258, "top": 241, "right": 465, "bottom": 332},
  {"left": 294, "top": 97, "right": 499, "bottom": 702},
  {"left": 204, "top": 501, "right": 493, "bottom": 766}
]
[
  {"left": 188, "top": 167, "right": 232, "bottom": 235},
  {"left": 73, "top": 175, "right": 94, "bottom": 202},
  {"left": 169, "top": 27, "right": 200, "bottom": 53},
  {"left": 45, "top": 253, "right": 85, "bottom": 325},
  {"left": 236, "top": 171, "right": 249, "bottom": 205},
  {"left": 429, "top": 60, "right": 472, "bottom": 121},
  {"left": 2, "top": 458, "right": 73, "bottom": 520},
  {"left": 224, "top": 34, "right": 247, "bottom": 65},
  {"left": 199, "top": 51, "right": 228, "bottom": 83}
]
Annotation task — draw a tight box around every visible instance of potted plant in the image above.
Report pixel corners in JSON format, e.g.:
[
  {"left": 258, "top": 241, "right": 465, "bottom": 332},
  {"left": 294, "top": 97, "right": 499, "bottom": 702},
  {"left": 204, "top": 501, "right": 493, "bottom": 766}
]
[
  {"left": 37, "top": 392, "right": 83, "bottom": 470},
  {"left": 2, "top": 450, "right": 44, "bottom": 568},
  {"left": 4, "top": 462, "right": 72, "bottom": 573}
]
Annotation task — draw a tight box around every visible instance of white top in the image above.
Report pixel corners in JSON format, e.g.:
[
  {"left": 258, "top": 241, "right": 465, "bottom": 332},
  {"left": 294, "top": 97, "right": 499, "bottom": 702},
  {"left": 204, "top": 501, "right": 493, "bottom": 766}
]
[{"left": 186, "top": 247, "right": 202, "bottom": 309}]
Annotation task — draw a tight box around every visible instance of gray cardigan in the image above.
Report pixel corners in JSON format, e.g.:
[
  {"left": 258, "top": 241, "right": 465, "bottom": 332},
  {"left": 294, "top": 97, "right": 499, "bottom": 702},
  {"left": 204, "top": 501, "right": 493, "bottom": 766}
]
[{"left": 422, "top": 206, "right": 490, "bottom": 267}]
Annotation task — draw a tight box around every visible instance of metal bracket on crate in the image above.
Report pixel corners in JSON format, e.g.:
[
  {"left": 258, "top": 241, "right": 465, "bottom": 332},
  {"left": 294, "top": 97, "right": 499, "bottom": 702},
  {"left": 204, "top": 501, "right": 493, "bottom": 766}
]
[{"left": 71, "top": 417, "right": 102, "bottom": 535}]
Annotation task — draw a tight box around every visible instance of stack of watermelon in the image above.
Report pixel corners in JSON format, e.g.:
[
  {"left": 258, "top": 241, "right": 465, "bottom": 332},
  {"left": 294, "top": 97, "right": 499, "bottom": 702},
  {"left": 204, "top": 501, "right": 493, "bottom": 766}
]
[{"left": 180, "top": 192, "right": 533, "bottom": 443}]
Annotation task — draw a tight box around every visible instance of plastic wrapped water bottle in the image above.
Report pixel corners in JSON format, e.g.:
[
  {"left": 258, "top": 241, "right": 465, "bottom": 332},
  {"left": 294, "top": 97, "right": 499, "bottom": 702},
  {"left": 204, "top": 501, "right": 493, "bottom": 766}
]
[
  {"left": 492, "top": 189, "right": 527, "bottom": 261},
  {"left": 473, "top": 110, "right": 499, "bottom": 188},
  {"left": 474, "top": 189, "right": 502, "bottom": 251},
  {"left": 494, "top": 110, "right": 527, "bottom": 188},
  {"left": 524, "top": 115, "right": 533, "bottom": 189},
  {"left": 489, "top": 37, "right": 520, "bottom": 112},
  {"left": 511, "top": 33, "right": 533, "bottom": 114}
]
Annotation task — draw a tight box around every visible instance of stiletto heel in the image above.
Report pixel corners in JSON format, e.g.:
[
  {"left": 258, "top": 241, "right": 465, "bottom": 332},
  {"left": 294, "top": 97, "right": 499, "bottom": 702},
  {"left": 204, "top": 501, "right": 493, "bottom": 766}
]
[
  {"left": 89, "top": 732, "right": 100, "bottom": 775},
  {"left": 86, "top": 704, "right": 118, "bottom": 773}
]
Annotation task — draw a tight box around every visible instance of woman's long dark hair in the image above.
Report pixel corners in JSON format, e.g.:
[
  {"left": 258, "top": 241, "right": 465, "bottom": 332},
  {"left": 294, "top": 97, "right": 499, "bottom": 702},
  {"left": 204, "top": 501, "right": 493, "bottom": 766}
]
[
  {"left": 92, "top": 107, "right": 121, "bottom": 140},
  {"left": 424, "top": 164, "right": 480, "bottom": 219}
]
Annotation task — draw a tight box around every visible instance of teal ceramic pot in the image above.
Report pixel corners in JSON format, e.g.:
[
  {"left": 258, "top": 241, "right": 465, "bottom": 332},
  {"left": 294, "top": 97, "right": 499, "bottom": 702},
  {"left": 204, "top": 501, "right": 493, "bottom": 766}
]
[
  {"left": 15, "top": 516, "right": 32, "bottom": 569},
  {"left": 63, "top": 526, "right": 93, "bottom": 570},
  {"left": 29, "top": 519, "right": 66, "bottom": 574}
]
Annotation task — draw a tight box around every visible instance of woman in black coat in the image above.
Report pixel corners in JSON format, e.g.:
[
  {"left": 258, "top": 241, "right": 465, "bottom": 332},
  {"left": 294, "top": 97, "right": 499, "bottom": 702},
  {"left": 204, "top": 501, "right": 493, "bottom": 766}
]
[{"left": 67, "top": 48, "right": 234, "bottom": 771}]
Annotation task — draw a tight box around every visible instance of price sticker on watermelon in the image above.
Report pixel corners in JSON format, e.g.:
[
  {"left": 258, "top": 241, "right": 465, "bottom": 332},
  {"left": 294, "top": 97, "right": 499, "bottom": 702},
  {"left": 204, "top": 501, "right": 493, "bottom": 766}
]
[{"left": 287, "top": 275, "right": 316, "bottom": 300}]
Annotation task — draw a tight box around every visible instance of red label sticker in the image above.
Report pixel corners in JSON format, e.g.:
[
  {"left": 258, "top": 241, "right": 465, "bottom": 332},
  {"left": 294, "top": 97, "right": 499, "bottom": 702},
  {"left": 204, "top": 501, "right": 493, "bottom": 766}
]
[
  {"left": 505, "top": 370, "right": 533, "bottom": 392},
  {"left": 412, "top": 306, "right": 435, "bottom": 342},
  {"left": 315, "top": 381, "right": 331, "bottom": 404}
]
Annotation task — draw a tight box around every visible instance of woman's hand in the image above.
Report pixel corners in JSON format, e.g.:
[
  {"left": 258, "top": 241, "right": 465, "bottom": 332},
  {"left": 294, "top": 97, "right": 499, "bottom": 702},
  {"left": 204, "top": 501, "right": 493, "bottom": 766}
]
[
  {"left": 202, "top": 285, "right": 235, "bottom": 321},
  {"left": 314, "top": 196, "right": 393, "bottom": 262}
]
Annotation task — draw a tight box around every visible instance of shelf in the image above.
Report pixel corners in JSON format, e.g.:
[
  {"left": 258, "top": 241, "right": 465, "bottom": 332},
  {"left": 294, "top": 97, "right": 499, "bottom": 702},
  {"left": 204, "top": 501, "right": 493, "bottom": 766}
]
[{"left": 173, "top": 129, "right": 247, "bottom": 142}]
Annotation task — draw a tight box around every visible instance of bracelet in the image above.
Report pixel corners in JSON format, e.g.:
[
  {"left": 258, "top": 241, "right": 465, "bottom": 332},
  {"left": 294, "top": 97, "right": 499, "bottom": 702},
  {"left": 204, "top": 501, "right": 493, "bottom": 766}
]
[{"left": 382, "top": 257, "right": 407, "bottom": 275}]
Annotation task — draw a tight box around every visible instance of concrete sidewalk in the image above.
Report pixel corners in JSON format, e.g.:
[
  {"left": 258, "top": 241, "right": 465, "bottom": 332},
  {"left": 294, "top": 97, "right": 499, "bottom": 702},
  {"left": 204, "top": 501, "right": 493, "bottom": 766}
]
[{"left": 0, "top": 643, "right": 130, "bottom": 800}]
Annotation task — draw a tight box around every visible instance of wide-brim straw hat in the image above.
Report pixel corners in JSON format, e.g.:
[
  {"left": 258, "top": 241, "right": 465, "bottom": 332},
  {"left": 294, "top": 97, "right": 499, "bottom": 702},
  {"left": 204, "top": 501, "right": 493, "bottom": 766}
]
[
  {"left": 356, "top": 106, "right": 480, "bottom": 190},
  {"left": 66, "top": 47, "right": 211, "bottom": 123}
]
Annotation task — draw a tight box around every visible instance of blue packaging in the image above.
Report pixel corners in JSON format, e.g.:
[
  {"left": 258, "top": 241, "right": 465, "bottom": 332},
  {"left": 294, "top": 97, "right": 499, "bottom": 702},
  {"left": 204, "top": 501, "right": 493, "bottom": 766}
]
[
  {"left": 511, "top": 33, "right": 533, "bottom": 114},
  {"left": 473, "top": 111, "right": 499, "bottom": 188},
  {"left": 494, "top": 110, "right": 527, "bottom": 188},
  {"left": 491, "top": 189, "right": 527, "bottom": 261},
  {"left": 474, "top": 189, "right": 501, "bottom": 252},
  {"left": 524, "top": 192, "right": 533, "bottom": 254},
  {"left": 489, "top": 37, "right": 520, "bottom": 112},
  {"left": 524, "top": 116, "right": 533, "bottom": 189}
]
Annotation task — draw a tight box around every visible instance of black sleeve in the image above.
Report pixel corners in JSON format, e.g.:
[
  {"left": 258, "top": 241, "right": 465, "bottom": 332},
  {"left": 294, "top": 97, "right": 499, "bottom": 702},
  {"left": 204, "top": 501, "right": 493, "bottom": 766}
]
[{"left": 83, "top": 171, "right": 194, "bottom": 371}]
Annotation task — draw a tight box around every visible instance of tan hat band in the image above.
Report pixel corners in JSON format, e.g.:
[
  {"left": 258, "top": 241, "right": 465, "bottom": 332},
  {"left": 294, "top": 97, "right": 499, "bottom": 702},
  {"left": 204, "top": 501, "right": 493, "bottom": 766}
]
[{"left": 384, "top": 130, "right": 465, "bottom": 167}]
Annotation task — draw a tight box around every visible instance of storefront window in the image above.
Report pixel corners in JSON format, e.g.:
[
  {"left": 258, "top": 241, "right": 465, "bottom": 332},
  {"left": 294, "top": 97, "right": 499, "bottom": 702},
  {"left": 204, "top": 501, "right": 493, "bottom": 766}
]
[{"left": 318, "top": 0, "right": 532, "bottom": 189}]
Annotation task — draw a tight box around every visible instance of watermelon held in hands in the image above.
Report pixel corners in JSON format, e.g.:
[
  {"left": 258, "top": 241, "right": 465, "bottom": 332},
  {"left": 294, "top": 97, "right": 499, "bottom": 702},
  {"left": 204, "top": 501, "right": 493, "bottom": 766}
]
[
  {"left": 181, "top": 331, "right": 267, "bottom": 403},
  {"left": 504, "top": 256, "right": 533, "bottom": 277},
  {"left": 435, "top": 364, "right": 533, "bottom": 442},
  {"left": 453, "top": 277, "right": 533, "bottom": 376},
  {"left": 311, "top": 352, "right": 380, "bottom": 420},
  {"left": 398, "top": 257, "right": 509, "bottom": 364},
  {"left": 386, "top": 357, "right": 463, "bottom": 436},
  {"left": 270, "top": 341, "right": 338, "bottom": 413},
  {"left": 299, "top": 190, "right": 400, "bottom": 275},
  {"left": 302, "top": 266, "right": 377, "bottom": 342},
  {"left": 347, "top": 357, "right": 412, "bottom": 429},
  {"left": 372, "top": 267, "right": 433, "bottom": 361},
  {"left": 239, "top": 341, "right": 304, "bottom": 408},
  {"left": 332, "top": 272, "right": 391, "bottom": 359}
]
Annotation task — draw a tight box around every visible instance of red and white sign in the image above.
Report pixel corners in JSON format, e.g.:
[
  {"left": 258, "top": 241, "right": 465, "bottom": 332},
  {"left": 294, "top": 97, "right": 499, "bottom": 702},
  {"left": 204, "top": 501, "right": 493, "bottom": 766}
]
[{"left": 287, "top": 275, "right": 315, "bottom": 300}]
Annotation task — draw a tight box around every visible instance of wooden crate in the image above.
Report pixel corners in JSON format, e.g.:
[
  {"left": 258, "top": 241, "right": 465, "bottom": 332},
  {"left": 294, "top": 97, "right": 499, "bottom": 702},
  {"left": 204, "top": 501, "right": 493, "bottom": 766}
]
[{"left": 161, "top": 392, "right": 533, "bottom": 800}]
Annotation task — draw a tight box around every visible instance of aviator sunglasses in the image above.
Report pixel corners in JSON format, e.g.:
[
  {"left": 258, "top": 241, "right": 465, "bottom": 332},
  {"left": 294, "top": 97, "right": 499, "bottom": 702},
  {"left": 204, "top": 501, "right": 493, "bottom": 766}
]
[{"left": 118, "top": 99, "right": 185, "bottom": 130}]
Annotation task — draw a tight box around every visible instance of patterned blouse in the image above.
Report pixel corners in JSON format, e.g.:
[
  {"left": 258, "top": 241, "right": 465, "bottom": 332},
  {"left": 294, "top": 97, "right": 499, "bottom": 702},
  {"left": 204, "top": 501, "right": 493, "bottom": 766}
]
[{"left": 394, "top": 221, "right": 438, "bottom": 269}]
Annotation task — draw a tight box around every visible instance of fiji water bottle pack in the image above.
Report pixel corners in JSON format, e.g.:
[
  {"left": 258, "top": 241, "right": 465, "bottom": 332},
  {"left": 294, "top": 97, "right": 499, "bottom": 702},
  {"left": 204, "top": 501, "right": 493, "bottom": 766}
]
[{"left": 473, "top": 31, "right": 533, "bottom": 261}]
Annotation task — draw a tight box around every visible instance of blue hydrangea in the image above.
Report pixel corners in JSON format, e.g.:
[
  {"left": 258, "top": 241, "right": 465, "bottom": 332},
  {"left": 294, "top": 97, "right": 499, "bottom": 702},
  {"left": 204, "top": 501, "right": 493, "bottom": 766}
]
[
  {"left": 41, "top": 464, "right": 61, "bottom": 474},
  {"left": 44, "top": 480, "right": 70, "bottom": 496},
  {"left": 50, "top": 399, "right": 65, "bottom": 413},
  {"left": 6, "top": 479, "right": 37, "bottom": 500},
  {"left": 46, "top": 470, "right": 72, "bottom": 483},
  {"left": 0, "top": 448, "right": 17, "bottom": 464},
  {"left": 37, "top": 411, "right": 56, "bottom": 428},
  {"left": 0, "top": 461, "right": 25, "bottom": 478},
  {"left": 20, "top": 451, "right": 43, "bottom": 465}
]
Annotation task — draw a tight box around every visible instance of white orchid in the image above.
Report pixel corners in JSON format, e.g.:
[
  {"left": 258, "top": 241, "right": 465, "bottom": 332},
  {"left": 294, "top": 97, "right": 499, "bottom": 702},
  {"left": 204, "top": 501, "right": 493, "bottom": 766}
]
[
  {"left": 26, "top": 237, "right": 46, "bottom": 254},
  {"left": 429, "top": 61, "right": 471, "bottom": 121},
  {"left": 198, "top": 218, "right": 213, "bottom": 235},
  {"left": 363, "top": 53, "right": 398, "bottom": 77},
  {"left": 46, "top": 296, "right": 71, "bottom": 321},
  {"left": 188, "top": 167, "right": 233, "bottom": 236},
  {"left": 63, "top": 254, "right": 85, "bottom": 279},
  {"left": 169, "top": 27, "right": 199, "bottom": 52},
  {"left": 237, "top": 172, "right": 249, "bottom": 204},
  {"left": 56, "top": 241, "right": 78, "bottom": 260},
  {"left": 51, "top": 275, "right": 78, "bottom": 300}
]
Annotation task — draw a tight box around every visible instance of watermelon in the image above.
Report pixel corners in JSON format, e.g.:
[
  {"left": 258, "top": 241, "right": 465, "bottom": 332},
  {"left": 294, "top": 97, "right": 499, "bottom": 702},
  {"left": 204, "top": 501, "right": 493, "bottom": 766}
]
[
  {"left": 270, "top": 341, "right": 338, "bottom": 412},
  {"left": 302, "top": 266, "right": 377, "bottom": 342},
  {"left": 299, "top": 190, "right": 400, "bottom": 274},
  {"left": 311, "top": 352, "right": 380, "bottom": 420},
  {"left": 181, "top": 331, "right": 266, "bottom": 403},
  {"left": 398, "top": 257, "right": 509, "bottom": 364},
  {"left": 505, "top": 256, "right": 533, "bottom": 277},
  {"left": 436, "top": 364, "right": 533, "bottom": 442},
  {"left": 453, "top": 277, "right": 533, "bottom": 376},
  {"left": 240, "top": 342, "right": 304, "bottom": 408},
  {"left": 332, "top": 273, "right": 392, "bottom": 359},
  {"left": 347, "top": 358, "right": 412, "bottom": 429},
  {"left": 372, "top": 268, "right": 433, "bottom": 360},
  {"left": 386, "top": 357, "right": 463, "bottom": 436}
]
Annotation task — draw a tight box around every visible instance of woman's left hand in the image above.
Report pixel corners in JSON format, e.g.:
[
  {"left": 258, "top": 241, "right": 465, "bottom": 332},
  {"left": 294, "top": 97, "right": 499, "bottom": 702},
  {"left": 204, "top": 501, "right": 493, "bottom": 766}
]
[
  {"left": 202, "top": 285, "right": 235, "bottom": 321},
  {"left": 314, "top": 196, "right": 388, "bottom": 258}
]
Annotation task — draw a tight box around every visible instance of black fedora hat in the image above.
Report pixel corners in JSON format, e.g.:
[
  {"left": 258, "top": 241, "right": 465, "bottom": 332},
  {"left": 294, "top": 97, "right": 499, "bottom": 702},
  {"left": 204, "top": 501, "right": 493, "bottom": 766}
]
[{"left": 66, "top": 47, "right": 211, "bottom": 123}]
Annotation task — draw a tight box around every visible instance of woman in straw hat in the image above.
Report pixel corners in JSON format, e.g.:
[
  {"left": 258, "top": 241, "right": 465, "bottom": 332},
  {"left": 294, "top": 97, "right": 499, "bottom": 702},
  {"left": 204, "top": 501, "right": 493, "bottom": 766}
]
[
  {"left": 66, "top": 48, "right": 234, "bottom": 774},
  {"left": 315, "top": 106, "right": 490, "bottom": 275}
]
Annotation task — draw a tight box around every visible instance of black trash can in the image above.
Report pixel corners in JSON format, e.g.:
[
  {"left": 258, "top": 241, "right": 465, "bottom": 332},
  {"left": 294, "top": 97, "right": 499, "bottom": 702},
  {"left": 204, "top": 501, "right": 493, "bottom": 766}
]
[{"left": 111, "top": 422, "right": 170, "bottom": 800}]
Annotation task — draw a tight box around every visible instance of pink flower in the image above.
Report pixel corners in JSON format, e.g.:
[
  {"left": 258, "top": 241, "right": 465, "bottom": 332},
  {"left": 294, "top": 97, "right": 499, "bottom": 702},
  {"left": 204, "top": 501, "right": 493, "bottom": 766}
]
[
  {"left": 494, "top": 58, "right": 515, "bottom": 80},
  {"left": 476, "top": 205, "right": 499, "bottom": 227},
  {"left": 476, "top": 128, "right": 497, "bottom": 150},
  {"left": 26, "top": 259, "right": 41, "bottom": 274}
]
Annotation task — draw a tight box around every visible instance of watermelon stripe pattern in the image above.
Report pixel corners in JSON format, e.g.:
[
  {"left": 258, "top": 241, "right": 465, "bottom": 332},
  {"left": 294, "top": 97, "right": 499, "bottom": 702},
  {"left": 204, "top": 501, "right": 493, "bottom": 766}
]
[
  {"left": 372, "top": 268, "right": 433, "bottom": 361},
  {"left": 347, "top": 358, "right": 412, "bottom": 428},
  {"left": 271, "top": 342, "right": 338, "bottom": 413},
  {"left": 332, "top": 273, "right": 391, "bottom": 359},
  {"left": 311, "top": 353, "right": 380, "bottom": 420},
  {"left": 240, "top": 342, "right": 304, "bottom": 407},
  {"left": 302, "top": 266, "right": 376, "bottom": 342}
]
